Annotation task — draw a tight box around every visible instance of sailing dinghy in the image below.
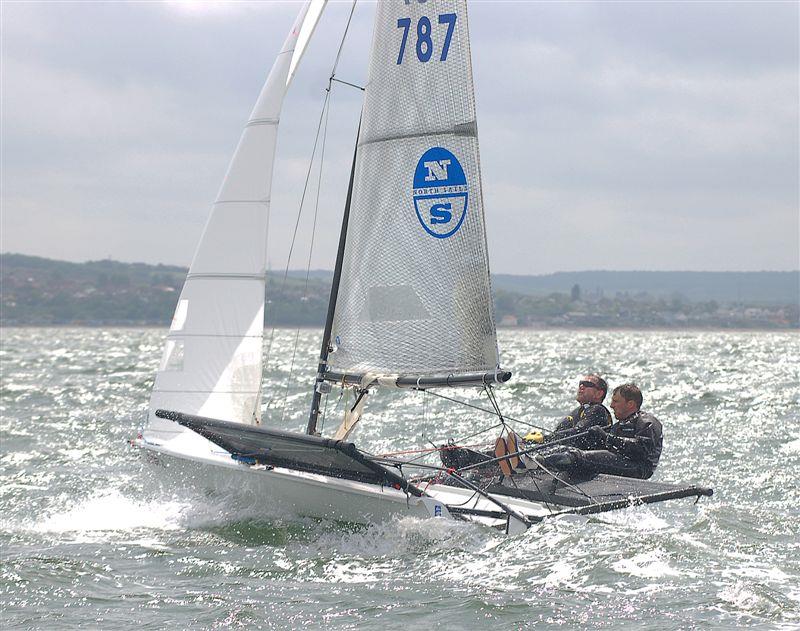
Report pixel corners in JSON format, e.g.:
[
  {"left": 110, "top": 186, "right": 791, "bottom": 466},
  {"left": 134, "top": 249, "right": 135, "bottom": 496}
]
[{"left": 134, "top": 0, "right": 712, "bottom": 534}]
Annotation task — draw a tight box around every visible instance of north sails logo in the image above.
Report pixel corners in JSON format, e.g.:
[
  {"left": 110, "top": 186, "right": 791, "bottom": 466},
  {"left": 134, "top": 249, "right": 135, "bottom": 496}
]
[
  {"left": 413, "top": 147, "right": 468, "bottom": 239},
  {"left": 423, "top": 158, "right": 451, "bottom": 182}
]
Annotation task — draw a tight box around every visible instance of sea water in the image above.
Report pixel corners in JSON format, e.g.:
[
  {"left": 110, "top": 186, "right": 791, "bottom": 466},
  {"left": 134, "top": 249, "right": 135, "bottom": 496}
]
[{"left": 1, "top": 327, "right": 798, "bottom": 629}]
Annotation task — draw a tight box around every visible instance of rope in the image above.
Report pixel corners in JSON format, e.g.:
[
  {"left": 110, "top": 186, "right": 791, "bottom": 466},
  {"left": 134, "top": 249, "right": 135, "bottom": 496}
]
[
  {"left": 484, "top": 385, "right": 509, "bottom": 434},
  {"left": 378, "top": 442, "right": 490, "bottom": 458},
  {"left": 417, "top": 388, "right": 551, "bottom": 433}
]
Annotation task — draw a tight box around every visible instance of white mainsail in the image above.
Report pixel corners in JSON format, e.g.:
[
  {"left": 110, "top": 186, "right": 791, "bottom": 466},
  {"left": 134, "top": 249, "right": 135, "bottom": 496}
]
[
  {"left": 146, "top": 1, "right": 327, "bottom": 441},
  {"left": 327, "top": 0, "right": 499, "bottom": 380}
]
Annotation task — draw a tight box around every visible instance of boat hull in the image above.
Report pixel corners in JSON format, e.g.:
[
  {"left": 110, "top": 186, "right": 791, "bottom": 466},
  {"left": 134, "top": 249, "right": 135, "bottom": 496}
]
[{"left": 134, "top": 438, "right": 550, "bottom": 530}]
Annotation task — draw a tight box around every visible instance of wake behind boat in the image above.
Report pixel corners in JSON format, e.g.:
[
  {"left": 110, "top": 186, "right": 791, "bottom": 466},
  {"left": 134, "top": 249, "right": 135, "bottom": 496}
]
[{"left": 133, "top": 0, "right": 712, "bottom": 534}]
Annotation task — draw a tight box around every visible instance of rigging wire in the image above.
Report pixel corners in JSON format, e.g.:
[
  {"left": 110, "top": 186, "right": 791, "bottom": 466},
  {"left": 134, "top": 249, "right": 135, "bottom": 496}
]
[
  {"left": 330, "top": 77, "right": 365, "bottom": 91},
  {"left": 263, "top": 87, "right": 331, "bottom": 414},
  {"left": 484, "top": 385, "right": 508, "bottom": 432},
  {"left": 529, "top": 458, "right": 597, "bottom": 505},
  {"left": 415, "top": 388, "right": 551, "bottom": 433},
  {"left": 280, "top": 85, "right": 333, "bottom": 424},
  {"left": 330, "top": 0, "right": 358, "bottom": 76},
  {"left": 263, "top": 0, "right": 360, "bottom": 419}
]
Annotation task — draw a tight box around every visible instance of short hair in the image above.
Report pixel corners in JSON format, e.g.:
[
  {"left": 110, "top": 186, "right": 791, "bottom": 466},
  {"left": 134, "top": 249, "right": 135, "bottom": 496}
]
[
  {"left": 613, "top": 383, "right": 643, "bottom": 410},
  {"left": 587, "top": 374, "right": 608, "bottom": 398}
]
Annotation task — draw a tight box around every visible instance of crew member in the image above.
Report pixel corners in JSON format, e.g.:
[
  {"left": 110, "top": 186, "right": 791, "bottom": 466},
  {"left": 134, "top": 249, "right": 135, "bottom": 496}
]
[
  {"left": 540, "top": 383, "right": 663, "bottom": 479},
  {"left": 525, "top": 374, "right": 612, "bottom": 449},
  {"left": 440, "top": 374, "right": 613, "bottom": 474}
]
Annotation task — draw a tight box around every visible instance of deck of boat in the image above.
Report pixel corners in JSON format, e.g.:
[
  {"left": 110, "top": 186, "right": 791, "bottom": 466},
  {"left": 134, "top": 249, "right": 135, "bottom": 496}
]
[{"left": 485, "top": 469, "right": 712, "bottom": 511}]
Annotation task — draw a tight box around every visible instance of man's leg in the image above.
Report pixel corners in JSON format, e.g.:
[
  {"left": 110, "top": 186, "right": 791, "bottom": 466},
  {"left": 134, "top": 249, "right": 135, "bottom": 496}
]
[{"left": 573, "top": 449, "right": 646, "bottom": 478}]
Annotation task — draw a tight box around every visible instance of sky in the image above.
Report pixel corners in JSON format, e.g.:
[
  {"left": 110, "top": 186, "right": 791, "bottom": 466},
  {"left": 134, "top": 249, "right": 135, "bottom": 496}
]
[{"left": 2, "top": 0, "right": 798, "bottom": 275}]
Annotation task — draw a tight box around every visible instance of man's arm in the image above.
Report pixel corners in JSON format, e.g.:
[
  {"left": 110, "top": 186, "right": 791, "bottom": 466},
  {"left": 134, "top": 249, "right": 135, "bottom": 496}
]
[
  {"left": 574, "top": 404, "right": 611, "bottom": 430},
  {"left": 547, "top": 406, "right": 610, "bottom": 447},
  {"left": 606, "top": 422, "right": 659, "bottom": 462}
]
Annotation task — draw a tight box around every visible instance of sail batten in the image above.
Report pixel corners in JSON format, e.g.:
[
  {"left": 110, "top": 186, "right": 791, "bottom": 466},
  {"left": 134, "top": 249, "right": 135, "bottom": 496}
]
[
  {"left": 212, "top": 200, "right": 270, "bottom": 205},
  {"left": 358, "top": 124, "right": 478, "bottom": 148},
  {"left": 245, "top": 119, "right": 279, "bottom": 128},
  {"left": 185, "top": 273, "right": 267, "bottom": 280}
]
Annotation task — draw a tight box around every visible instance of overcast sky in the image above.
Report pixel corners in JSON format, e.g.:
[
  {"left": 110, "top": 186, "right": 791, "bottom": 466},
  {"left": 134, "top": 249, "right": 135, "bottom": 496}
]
[{"left": 2, "top": 0, "right": 798, "bottom": 274}]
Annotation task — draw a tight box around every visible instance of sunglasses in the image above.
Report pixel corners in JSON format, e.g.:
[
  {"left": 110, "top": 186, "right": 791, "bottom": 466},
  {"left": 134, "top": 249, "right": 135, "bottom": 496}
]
[{"left": 579, "top": 380, "right": 600, "bottom": 389}]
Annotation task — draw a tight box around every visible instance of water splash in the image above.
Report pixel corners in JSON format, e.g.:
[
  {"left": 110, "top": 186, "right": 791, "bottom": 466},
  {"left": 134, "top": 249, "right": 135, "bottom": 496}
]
[{"left": 34, "top": 489, "right": 190, "bottom": 535}]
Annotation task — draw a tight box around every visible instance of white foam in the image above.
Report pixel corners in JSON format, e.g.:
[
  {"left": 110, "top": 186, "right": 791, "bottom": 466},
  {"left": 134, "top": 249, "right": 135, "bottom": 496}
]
[
  {"left": 718, "top": 581, "right": 783, "bottom": 616},
  {"left": 596, "top": 505, "right": 671, "bottom": 531},
  {"left": 542, "top": 559, "right": 576, "bottom": 587},
  {"left": 730, "top": 566, "right": 791, "bottom": 583},
  {"left": 310, "top": 514, "right": 486, "bottom": 559},
  {"left": 35, "top": 489, "right": 189, "bottom": 534},
  {"left": 780, "top": 437, "right": 800, "bottom": 455},
  {"left": 612, "top": 550, "right": 680, "bottom": 579}
]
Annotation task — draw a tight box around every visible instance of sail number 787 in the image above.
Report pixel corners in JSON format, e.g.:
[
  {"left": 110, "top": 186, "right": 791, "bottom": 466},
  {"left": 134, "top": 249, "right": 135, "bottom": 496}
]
[{"left": 396, "top": 13, "right": 457, "bottom": 64}]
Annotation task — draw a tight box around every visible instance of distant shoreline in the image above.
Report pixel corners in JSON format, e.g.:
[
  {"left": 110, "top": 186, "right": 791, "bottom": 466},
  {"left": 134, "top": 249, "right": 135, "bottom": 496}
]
[{"left": 3, "top": 254, "right": 798, "bottom": 329}]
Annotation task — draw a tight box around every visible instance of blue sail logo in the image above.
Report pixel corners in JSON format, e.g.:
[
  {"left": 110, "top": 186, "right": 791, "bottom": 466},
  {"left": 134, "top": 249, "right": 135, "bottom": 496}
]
[{"left": 413, "top": 147, "right": 468, "bottom": 239}]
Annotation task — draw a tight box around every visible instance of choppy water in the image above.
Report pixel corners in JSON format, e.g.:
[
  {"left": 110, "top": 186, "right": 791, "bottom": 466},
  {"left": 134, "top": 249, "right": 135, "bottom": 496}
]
[{"left": 1, "top": 327, "right": 799, "bottom": 629}]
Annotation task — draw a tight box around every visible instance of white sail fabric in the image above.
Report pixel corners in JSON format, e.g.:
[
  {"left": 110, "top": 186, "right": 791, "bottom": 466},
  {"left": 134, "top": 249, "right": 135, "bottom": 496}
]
[
  {"left": 328, "top": 0, "right": 499, "bottom": 378},
  {"left": 146, "top": 0, "right": 327, "bottom": 440}
]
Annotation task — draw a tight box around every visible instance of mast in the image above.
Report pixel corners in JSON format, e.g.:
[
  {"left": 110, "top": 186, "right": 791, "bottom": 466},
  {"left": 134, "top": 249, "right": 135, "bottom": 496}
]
[{"left": 307, "top": 130, "right": 359, "bottom": 435}]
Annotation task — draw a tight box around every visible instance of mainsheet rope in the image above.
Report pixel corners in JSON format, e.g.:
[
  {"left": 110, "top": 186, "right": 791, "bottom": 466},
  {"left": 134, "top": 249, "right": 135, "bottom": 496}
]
[{"left": 417, "top": 388, "right": 551, "bottom": 433}]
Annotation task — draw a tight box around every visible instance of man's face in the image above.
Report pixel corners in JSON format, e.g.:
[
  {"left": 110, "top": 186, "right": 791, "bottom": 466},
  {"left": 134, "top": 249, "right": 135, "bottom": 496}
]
[
  {"left": 576, "top": 376, "right": 604, "bottom": 404},
  {"left": 610, "top": 392, "right": 638, "bottom": 420}
]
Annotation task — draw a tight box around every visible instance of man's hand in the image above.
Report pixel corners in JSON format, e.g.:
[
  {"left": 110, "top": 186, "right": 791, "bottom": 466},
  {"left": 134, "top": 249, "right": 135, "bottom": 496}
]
[{"left": 587, "top": 425, "right": 607, "bottom": 442}]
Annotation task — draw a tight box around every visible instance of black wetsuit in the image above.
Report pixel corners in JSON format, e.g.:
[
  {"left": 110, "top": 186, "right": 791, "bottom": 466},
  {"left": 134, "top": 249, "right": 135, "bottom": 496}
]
[
  {"left": 568, "top": 410, "right": 664, "bottom": 479},
  {"left": 546, "top": 403, "right": 612, "bottom": 449}
]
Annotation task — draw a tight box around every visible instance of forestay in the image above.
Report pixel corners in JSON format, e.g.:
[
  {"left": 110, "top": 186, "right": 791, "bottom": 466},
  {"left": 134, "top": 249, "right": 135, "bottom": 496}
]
[
  {"left": 146, "top": 0, "right": 327, "bottom": 440},
  {"left": 328, "top": 0, "right": 501, "bottom": 382}
]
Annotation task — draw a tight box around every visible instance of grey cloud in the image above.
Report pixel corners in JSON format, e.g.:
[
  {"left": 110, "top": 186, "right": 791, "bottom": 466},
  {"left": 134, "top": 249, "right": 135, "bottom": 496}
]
[{"left": 2, "top": 1, "right": 797, "bottom": 273}]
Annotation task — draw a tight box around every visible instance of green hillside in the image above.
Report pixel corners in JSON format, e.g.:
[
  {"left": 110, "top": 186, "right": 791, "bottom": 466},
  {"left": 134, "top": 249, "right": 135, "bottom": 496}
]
[{"left": 1, "top": 254, "right": 797, "bottom": 328}]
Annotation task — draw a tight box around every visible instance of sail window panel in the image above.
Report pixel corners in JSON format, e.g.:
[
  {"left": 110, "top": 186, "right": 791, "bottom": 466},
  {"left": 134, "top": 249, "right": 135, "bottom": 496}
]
[
  {"left": 152, "top": 335, "right": 262, "bottom": 402},
  {"left": 189, "top": 201, "right": 269, "bottom": 276},
  {"left": 216, "top": 125, "right": 278, "bottom": 203},
  {"left": 329, "top": 134, "right": 498, "bottom": 376},
  {"left": 359, "top": 285, "right": 430, "bottom": 322},
  {"left": 147, "top": 391, "right": 257, "bottom": 438},
  {"left": 170, "top": 299, "right": 189, "bottom": 332},
  {"left": 159, "top": 340, "right": 185, "bottom": 372},
  {"left": 176, "top": 278, "right": 264, "bottom": 338}
]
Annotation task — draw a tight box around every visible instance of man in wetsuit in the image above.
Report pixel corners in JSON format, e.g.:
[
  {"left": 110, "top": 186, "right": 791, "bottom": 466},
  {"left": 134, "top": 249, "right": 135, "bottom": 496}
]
[
  {"left": 540, "top": 383, "right": 663, "bottom": 479},
  {"left": 541, "top": 374, "right": 612, "bottom": 448},
  {"left": 491, "top": 374, "right": 611, "bottom": 475}
]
